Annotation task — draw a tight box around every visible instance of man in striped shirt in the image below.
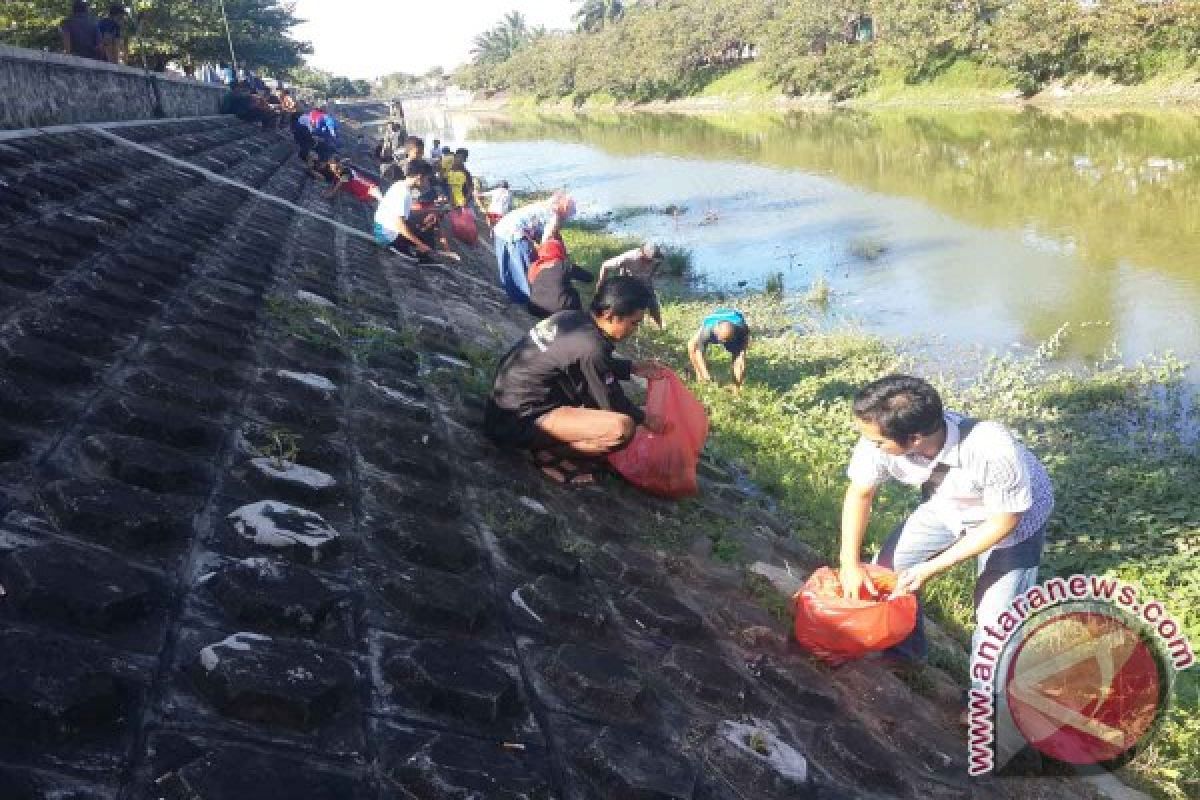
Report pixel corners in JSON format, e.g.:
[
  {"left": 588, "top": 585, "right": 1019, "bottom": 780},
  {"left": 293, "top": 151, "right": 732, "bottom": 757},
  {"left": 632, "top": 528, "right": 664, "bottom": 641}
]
[{"left": 837, "top": 374, "right": 1054, "bottom": 663}]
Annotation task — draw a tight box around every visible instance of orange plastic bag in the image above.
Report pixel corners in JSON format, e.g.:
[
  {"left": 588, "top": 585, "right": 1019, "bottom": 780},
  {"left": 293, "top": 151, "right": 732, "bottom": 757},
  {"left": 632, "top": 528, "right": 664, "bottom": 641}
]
[
  {"left": 792, "top": 565, "right": 918, "bottom": 664},
  {"left": 606, "top": 368, "right": 708, "bottom": 499},
  {"left": 448, "top": 208, "right": 479, "bottom": 245}
]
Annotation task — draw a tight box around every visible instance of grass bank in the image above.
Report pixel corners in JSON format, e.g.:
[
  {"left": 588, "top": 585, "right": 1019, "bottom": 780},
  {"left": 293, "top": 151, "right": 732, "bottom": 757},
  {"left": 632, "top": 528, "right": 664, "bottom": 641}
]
[
  {"left": 480, "top": 59, "right": 1200, "bottom": 113},
  {"left": 561, "top": 220, "right": 1199, "bottom": 800}
]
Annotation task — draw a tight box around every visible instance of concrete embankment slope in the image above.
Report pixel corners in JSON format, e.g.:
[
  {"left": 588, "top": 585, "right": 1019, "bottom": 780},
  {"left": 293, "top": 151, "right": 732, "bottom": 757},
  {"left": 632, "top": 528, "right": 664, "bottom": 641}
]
[{"left": 0, "top": 109, "right": 1105, "bottom": 799}]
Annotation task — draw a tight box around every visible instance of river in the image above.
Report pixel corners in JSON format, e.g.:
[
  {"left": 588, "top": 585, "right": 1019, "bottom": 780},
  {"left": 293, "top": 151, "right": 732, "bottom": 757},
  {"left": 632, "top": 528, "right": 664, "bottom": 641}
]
[{"left": 403, "top": 108, "right": 1200, "bottom": 380}]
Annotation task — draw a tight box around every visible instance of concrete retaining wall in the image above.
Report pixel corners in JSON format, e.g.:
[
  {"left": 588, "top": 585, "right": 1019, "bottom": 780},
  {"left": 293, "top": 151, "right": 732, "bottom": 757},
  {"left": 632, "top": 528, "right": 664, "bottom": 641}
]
[{"left": 0, "top": 44, "right": 226, "bottom": 129}]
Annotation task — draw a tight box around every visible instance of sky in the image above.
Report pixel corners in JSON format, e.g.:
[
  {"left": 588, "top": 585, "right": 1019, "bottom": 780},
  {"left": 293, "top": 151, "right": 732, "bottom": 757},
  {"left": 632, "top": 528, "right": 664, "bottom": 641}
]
[{"left": 291, "top": 0, "right": 576, "bottom": 80}]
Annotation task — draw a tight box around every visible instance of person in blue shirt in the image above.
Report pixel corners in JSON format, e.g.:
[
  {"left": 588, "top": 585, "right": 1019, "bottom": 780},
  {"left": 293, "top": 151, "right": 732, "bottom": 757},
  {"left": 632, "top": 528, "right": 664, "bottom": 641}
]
[{"left": 688, "top": 309, "right": 749, "bottom": 391}]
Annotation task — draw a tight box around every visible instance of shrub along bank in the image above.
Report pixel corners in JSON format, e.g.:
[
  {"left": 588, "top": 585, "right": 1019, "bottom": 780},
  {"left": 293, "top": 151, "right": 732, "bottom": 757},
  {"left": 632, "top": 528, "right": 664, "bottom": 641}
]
[
  {"left": 457, "top": 0, "right": 1200, "bottom": 104},
  {"left": 560, "top": 221, "right": 1200, "bottom": 800}
]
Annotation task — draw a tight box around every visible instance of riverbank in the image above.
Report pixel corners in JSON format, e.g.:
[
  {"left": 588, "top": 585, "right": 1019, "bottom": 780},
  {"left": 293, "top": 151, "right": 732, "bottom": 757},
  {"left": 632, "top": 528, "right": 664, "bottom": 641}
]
[
  {"left": 461, "top": 62, "right": 1200, "bottom": 114},
  {"left": 560, "top": 219, "right": 1200, "bottom": 800}
]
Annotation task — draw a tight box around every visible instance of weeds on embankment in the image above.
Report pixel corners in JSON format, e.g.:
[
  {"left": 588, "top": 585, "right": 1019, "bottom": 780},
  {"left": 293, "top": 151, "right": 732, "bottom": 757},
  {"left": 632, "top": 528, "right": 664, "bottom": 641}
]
[{"left": 562, "top": 222, "right": 1200, "bottom": 800}]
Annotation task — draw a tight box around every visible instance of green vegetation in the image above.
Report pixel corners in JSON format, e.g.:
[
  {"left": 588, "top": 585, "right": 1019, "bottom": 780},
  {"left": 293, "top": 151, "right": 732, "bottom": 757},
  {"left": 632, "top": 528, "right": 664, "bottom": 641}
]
[
  {"left": 563, "top": 223, "right": 1200, "bottom": 800},
  {"left": 1, "top": 0, "right": 310, "bottom": 74},
  {"left": 455, "top": 1, "right": 1200, "bottom": 103}
]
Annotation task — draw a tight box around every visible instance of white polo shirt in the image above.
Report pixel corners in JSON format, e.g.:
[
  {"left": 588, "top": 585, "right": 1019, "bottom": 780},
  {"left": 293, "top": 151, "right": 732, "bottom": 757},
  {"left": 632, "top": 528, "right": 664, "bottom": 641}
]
[{"left": 847, "top": 412, "right": 1054, "bottom": 547}]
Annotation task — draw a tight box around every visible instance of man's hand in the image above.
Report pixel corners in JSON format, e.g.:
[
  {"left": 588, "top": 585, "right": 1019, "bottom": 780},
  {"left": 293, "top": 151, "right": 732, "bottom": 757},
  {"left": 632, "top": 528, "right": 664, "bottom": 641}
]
[
  {"left": 894, "top": 561, "right": 942, "bottom": 596},
  {"left": 838, "top": 562, "right": 879, "bottom": 600},
  {"left": 641, "top": 412, "right": 669, "bottom": 434}
]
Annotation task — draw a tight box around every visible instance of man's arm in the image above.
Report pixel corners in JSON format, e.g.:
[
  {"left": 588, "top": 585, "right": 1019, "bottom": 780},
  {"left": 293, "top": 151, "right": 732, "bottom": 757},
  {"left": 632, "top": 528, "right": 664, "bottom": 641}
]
[
  {"left": 541, "top": 213, "right": 562, "bottom": 244},
  {"left": 839, "top": 481, "right": 880, "bottom": 598},
  {"left": 688, "top": 331, "right": 711, "bottom": 382},
  {"left": 393, "top": 217, "right": 431, "bottom": 252},
  {"left": 731, "top": 343, "right": 748, "bottom": 390},
  {"left": 580, "top": 353, "right": 645, "bottom": 424},
  {"left": 894, "top": 512, "right": 1021, "bottom": 595},
  {"left": 62, "top": 29, "right": 72, "bottom": 55}
]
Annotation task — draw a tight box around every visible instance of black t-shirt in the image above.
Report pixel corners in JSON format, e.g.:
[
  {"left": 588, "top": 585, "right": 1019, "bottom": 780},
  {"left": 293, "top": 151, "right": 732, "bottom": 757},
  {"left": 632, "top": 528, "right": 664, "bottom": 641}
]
[
  {"left": 490, "top": 311, "right": 644, "bottom": 424},
  {"left": 61, "top": 13, "right": 100, "bottom": 58},
  {"left": 528, "top": 262, "right": 594, "bottom": 319}
]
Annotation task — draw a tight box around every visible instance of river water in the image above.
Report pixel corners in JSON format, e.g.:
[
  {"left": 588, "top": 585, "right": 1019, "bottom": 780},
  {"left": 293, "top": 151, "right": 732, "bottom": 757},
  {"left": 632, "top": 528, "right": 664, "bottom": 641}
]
[{"left": 404, "top": 108, "right": 1200, "bottom": 379}]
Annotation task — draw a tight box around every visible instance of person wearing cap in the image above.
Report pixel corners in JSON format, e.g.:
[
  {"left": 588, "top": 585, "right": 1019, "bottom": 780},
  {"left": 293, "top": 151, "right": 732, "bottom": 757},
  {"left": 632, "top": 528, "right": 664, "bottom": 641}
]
[
  {"left": 527, "top": 238, "right": 595, "bottom": 319},
  {"left": 688, "top": 308, "right": 750, "bottom": 392},
  {"left": 598, "top": 241, "right": 665, "bottom": 328},
  {"left": 492, "top": 192, "right": 577, "bottom": 304}
]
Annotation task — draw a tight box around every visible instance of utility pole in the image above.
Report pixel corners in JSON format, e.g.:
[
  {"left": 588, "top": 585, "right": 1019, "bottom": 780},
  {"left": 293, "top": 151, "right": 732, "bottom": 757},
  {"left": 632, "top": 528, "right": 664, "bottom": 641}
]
[{"left": 218, "top": 0, "right": 238, "bottom": 74}]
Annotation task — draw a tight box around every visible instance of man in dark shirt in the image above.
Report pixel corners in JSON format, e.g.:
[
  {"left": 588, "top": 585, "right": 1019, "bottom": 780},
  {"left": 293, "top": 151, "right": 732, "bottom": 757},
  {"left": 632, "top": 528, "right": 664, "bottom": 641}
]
[
  {"left": 527, "top": 238, "right": 594, "bottom": 319},
  {"left": 61, "top": 1, "right": 101, "bottom": 60},
  {"left": 485, "top": 276, "right": 666, "bottom": 485}
]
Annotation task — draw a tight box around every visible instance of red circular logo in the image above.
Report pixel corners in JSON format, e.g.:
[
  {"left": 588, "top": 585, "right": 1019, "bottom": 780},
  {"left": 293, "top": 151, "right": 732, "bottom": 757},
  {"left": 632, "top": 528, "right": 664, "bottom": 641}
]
[{"left": 1004, "top": 608, "right": 1167, "bottom": 766}]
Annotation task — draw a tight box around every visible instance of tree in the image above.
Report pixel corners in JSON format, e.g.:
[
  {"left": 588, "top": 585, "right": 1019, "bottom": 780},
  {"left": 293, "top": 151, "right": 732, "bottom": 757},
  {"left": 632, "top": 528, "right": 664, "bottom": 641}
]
[
  {"left": 573, "top": 0, "right": 625, "bottom": 33},
  {"left": 0, "top": 0, "right": 310, "bottom": 73},
  {"left": 470, "top": 11, "right": 539, "bottom": 67}
]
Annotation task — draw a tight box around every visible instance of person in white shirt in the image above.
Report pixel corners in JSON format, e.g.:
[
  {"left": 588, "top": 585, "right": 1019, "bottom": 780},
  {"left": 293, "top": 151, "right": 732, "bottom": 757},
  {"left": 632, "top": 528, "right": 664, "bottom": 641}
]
[
  {"left": 478, "top": 180, "right": 513, "bottom": 226},
  {"left": 838, "top": 374, "right": 1053, "bottom": 666},
  {"left": 598, "top": 241, "right": 664, "bottom": 327},
  {"left": 373, "top": 159, "right": 435, "bottom": 260}
]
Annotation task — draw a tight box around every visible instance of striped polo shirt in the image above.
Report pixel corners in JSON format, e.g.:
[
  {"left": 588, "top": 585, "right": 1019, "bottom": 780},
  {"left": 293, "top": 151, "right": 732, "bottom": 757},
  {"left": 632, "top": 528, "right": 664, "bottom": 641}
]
[{"left": 847, "top": 411, "right": 1054, "bottom": 547}]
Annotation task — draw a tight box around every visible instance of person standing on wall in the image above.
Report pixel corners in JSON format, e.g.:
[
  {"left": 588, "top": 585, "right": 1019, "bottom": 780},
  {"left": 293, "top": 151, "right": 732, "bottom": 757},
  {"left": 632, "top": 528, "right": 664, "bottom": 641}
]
[
  {"left": 61, "top": 1, "right": 102, "bottom": 60},
  {"left": 96, "top": 3, "right": 128, "bottom": 64}
]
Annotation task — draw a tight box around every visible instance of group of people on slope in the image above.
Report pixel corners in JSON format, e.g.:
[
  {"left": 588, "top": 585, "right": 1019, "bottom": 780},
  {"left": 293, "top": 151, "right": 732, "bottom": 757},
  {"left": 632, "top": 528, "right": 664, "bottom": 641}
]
[
  {"left": 370, "top": 135, "right": 481, "bottom": 262},
  {"left": 477, "top": 188, "right": 1052, "bottom": 699}
]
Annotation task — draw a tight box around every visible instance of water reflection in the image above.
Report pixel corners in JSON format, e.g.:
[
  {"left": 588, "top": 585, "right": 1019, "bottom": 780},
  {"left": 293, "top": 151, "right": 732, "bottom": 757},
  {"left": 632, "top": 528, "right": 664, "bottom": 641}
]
[{"left": 421, "top": 108, "right": 1200, "bottom": 372}]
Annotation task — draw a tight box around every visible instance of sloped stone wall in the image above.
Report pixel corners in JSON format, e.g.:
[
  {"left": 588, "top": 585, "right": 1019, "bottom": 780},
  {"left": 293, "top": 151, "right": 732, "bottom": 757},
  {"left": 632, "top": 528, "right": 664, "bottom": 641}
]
[{"left": 0, "top": 45, "right": 225, "bottom": 129}]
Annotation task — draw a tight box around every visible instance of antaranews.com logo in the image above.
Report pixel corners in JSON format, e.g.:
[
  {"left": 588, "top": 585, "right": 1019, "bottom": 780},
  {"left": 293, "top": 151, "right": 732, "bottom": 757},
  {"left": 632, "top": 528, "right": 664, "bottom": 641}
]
[{"left": 967, "top": 574, "right": 1194, "bottom": 776}]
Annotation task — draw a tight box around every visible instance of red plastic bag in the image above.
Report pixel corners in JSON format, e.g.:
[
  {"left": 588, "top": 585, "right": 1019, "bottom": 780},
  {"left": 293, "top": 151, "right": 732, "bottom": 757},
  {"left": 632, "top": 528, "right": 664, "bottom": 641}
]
[
  {"left": 448, "top": 208, "right": 479, "bottom": 245},
  {"left": 606, "top": 368, "right": 708, "bottom": 499},
  {"left": 792, "top": 565, "right": 918, "bottom": 664}
]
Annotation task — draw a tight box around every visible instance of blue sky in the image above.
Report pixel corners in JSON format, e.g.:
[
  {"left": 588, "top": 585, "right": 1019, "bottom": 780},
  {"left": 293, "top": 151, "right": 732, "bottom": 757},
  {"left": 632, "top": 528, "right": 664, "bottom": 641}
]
[{"left": 291, "top": 0, "right": 576, "bottom": 79}]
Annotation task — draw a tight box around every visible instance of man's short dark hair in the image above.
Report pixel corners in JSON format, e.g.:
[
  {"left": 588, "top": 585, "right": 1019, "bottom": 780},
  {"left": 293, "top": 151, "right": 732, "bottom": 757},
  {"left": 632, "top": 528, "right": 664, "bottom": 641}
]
[
  {"left": 852, "top": 374, "right": 945, "bottom": 442},
  {"left": 73, "top": 1, "right": 89, "bottom": 12},
  {"left": 405, "top": 135, "right": 424, "bottom": 149},
  {"left": 590, "top": 276, "right": 656, "bottom": 318},
  {"left": 455, "top": 148, "right": 468, "bottom": 158},
  {"left": 108, "top": 3, "right": 125, "bottom": 15},
  {"left": 404, "top": 158, "right": 432, "bottom": 179}
]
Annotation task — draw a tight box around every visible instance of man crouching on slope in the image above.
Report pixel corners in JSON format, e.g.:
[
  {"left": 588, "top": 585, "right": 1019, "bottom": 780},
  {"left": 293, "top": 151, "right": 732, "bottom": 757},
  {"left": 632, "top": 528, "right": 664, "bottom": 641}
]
[
  {"left": 837, "top": 374, "right": 1054, "bottom": 666},
  {"left": 484, "top": 276, "right": 667, "bottom": 487}
]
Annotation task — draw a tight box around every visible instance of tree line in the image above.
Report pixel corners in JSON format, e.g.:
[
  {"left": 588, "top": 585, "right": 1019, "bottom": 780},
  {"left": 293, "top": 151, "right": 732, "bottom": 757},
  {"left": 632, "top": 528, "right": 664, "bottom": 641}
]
[
  {"left": 455, "top": 0, "right": 1200, "bottom": 102},
  {"left": 0, "top": 0, "right": 377, "bottom": 99}
]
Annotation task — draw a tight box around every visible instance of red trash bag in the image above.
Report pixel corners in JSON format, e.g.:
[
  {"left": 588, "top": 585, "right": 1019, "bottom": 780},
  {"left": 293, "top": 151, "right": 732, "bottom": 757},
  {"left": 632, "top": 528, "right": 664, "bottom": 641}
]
[
  {"left": 448, "top": 208, "right": 479, "bottom": 245},
  {"left": 606, "top": 368, "right": 708, "bottom": 499},
  {"left": 792, "top": 565, "right": 918, "bottom": 664}
]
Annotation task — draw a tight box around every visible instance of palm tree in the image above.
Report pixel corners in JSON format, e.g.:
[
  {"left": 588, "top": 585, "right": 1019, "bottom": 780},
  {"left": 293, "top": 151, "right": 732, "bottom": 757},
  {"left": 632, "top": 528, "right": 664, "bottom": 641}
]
[
  {"left": 573, "top": 0, "right": 625, "bottom": 33},
  {"left": 471, "top": 11, "right": 535, "bottom": 66}
]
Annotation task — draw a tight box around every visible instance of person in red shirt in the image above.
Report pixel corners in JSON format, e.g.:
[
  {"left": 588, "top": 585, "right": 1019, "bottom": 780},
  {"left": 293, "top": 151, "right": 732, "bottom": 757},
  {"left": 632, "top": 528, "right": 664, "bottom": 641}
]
[{"left": 324, "top": 159, "right": 382, "bottom": 204}]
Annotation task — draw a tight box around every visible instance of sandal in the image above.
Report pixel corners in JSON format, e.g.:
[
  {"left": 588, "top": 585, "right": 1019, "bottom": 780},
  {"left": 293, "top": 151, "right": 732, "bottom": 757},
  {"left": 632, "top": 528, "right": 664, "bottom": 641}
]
[{"left": 539, "top": 464, "right": 597, "bottom": 487}]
